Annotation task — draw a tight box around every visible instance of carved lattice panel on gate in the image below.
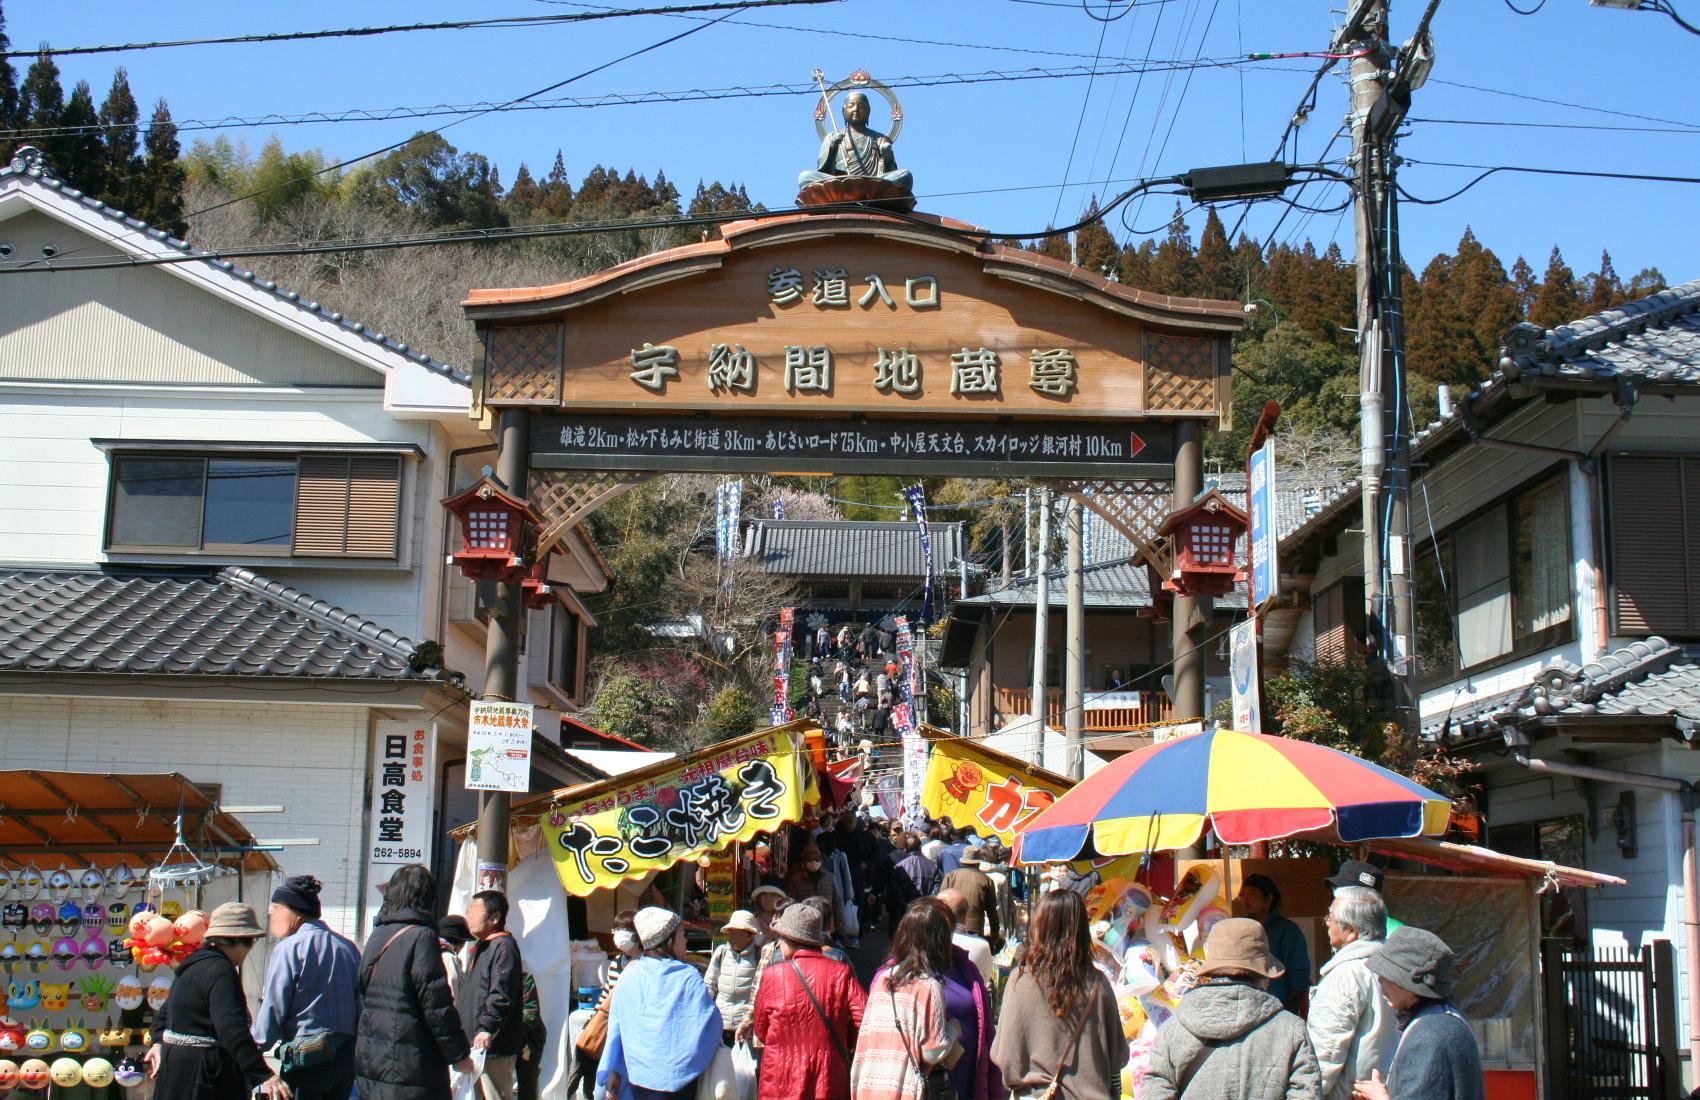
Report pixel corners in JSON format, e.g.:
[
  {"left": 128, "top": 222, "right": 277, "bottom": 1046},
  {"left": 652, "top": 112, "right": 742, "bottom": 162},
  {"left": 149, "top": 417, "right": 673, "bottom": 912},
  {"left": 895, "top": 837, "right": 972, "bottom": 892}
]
[
  {"left": 1144, "top": 333, "right": 1217, "bottom": 412},
  {"left": 1054, "top": 478, "right": 1172, "bottom": 557},
  {"left": 528, "top": 469, "right": 655, "bottom": 554},
  {"left": 483, "top": 322, "right": 564, "bottom": 406}
]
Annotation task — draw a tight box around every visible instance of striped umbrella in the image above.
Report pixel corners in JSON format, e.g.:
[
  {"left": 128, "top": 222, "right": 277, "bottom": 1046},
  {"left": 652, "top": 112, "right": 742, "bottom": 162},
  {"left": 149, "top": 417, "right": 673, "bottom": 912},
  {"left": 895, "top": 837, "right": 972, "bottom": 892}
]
[{"left": 1016, "top": 729, "right": 1452, "bottom": 864}]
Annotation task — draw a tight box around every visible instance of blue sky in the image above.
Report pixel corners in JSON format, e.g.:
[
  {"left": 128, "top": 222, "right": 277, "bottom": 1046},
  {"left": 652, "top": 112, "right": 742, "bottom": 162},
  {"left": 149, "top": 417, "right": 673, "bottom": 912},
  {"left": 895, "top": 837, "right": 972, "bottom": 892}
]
[{"left": 11, "top": 0, "right": 1698, "bottom": 284}]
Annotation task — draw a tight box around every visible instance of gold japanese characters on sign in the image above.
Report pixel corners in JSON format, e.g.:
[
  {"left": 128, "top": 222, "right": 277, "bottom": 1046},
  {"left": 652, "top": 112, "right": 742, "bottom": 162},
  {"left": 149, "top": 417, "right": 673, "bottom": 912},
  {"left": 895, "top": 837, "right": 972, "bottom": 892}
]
[{"left": 625, "top": 267, "right": 1080, "bottom": 399}]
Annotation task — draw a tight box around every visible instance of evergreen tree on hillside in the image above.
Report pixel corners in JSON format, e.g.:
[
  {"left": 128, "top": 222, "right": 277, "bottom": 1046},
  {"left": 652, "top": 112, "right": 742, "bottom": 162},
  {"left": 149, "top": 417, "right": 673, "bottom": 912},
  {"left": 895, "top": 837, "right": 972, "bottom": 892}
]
[
  {"left": 97, "top": 69, "right": 141, "bottom": 212},
  {"left": 1072, "top": 197, "right": 1120, "bottom": 277},
  {"left": 1192, "top": 208, "right": 1237, "bottom": 301},
  {"left": 504, "top": 163, "right": 540, "bottom": 218},
  {"left": 353, "top": 132, "right": 506, "bottom": 231},
  {"left": 20, "top": 49, "right": 64, "bottom": 166},
  {"left": 537, "top": 151, "right": 573, "bottom": 217},
  {"left": 1032, "top": 228, "right": 1070, "bottom": 262},
  {"left": 1509, "top": 255, "right": 1537, "bottom": 317},
  {"left": 1625, "top": 266, "right": 1667, "bottom": 299},
  {"left": 1147, "top": 203, "right": 1195, "bottom": 295},
  {"left": 55, "top": 80, "right": 103, "bottom": 196},
  {"left": 1405, "top": 228, "right": 1521, "bottom": 386},
  {"left": 139, "top": 99, "right": 186, "bottom": 238},
  {"left": 1584, "top": 250, "right": 1625, "bottom": 314},
  {"left": 684, "top": 179, "right": 760, "bottom": 239},
  {"left": 1529, "top": 246, "right": 1581, "bottom": 330},
  {"left": 1118, "top": 239, "right": 1155, "bottom": 288},
  {"left": 0, "top": 4, "right": 21, "bottom": 164}
]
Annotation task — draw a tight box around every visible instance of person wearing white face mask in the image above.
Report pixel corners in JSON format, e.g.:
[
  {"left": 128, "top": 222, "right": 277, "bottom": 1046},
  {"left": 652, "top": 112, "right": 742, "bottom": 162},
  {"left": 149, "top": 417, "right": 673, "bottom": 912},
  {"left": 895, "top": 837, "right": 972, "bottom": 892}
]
[{"left": 781, "top": 847, "right": 845, "bottom": 939}]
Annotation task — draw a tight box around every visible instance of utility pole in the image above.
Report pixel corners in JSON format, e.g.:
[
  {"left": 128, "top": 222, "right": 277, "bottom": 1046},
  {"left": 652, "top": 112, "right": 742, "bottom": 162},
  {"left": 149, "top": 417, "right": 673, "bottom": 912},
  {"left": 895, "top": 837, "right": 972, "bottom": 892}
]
[
  {"left": 1029, "top": 487, "right": 1051, "bottom": 765},
  {"left": 1064, "top": 498, "right": 1086, "bottom": 780},
  {"left": 1341, "top": 0, "right": 1433, "bottom": 737},
  {"left": 476, "top": 407, "right": 530, "bottom": 892},
  {"left": 1171, "top": 422, "right": 1208, "bottom": 727}
]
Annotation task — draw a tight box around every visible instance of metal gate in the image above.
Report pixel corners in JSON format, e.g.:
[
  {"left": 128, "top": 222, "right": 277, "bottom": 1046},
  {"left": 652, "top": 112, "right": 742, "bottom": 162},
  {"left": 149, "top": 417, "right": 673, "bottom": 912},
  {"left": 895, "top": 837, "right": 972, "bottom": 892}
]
[{"left": 1544, "top": 940, "right": 1682, "bottom": 1099}]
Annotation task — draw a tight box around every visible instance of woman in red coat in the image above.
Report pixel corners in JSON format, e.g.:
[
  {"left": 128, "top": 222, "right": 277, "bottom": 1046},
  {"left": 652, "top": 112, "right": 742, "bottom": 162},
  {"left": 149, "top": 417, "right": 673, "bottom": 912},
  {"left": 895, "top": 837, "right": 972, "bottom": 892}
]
[{"left": 750, "top": 904, "right": 867, "bottom": 1100}]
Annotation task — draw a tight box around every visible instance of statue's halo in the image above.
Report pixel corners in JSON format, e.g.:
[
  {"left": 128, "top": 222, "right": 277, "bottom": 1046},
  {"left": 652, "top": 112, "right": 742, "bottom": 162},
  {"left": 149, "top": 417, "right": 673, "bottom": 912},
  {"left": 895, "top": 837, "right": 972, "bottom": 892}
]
[{"left": 813, "top": 70, "right": 905, "bottom": 143}]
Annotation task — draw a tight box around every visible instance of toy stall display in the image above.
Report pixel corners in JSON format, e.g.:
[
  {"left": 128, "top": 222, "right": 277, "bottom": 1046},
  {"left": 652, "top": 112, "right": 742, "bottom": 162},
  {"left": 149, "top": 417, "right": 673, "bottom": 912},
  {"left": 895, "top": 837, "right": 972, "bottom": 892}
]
[{"left": 0, "top": 840, "right": 227, "bottom": 1098}]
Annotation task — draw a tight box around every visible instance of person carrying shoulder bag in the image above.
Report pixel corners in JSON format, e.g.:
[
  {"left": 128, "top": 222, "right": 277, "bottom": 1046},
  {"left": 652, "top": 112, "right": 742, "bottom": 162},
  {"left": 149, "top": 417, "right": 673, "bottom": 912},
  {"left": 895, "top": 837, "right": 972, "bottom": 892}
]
[{"left": 990, "top": 892, "right": 1126, "bottom": 1100}]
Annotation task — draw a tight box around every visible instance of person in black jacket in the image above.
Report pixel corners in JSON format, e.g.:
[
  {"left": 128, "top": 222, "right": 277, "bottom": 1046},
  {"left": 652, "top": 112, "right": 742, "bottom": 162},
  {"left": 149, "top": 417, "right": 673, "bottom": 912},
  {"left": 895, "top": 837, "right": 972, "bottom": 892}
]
[
  {"left": 458, "top": 891, "right": 524, "bottom": 1100},
  {"left": 146, "top": 903, "right": 289, "bottom": 1100},
  {"left": 356, "top": 865, "right": 475, "bottom": 1100}
]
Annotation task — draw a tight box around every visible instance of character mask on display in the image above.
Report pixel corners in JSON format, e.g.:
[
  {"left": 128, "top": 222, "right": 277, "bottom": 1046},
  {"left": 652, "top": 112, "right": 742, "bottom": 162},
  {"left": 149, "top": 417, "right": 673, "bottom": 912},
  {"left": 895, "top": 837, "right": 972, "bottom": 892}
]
[
  {"left": 6, "top": 982, "right": 37, "bottom": 1012},
  {"left": 158, "top": 901, "right": 181, "bottom": 921},
  {"left": 105, "top": 863, "right": 134, "bottom": 900},
  {"left": 79, "top": 1058, "right": 112, "bottom": 1089},
  {"left": 79, "top": 938, "right": 105, "bottom": 971},
  {"left": 103, "top": 906, "right": 127, "bottom": 937},
  {"left": 1, "top": 907, "right": 22, "bottom": 934},
  {"left": 14, "top": 868, "right": 40, "bottom": 903},
  {"left": 20, "top": 945, "right": 45, "bottom": 974},
  {"left": 44, "top": 871, "right": 70, "bottom": 908},
  {"left": 104, "top": 940, "right": 128, "bottom": 967},
  {"left": 111, "top": 977, "right": 142, "bottom": 1013},
  {"left": 76, "top": 869, "right": 104, "bottom": 907},
  {"left": 145, "top": 974, "right": 170, "bottom": 1010},
  {"left": 0, "top": 943, "right": 19, "bottom": 971},
  {"left": 56, "top": 1023, "right": 87, "bottom": 1054},
  {"left": 47, "top": 1059, "right": 80, "bottom": 1088},
  {"left": 113, "top": 1056, "right": 144, "bottom": 1088},
  {"left": 25, "top": 909, "right": 49, "bottom": 938},
  {"left": 21, "top": 1024, "right": 51, "bottom": 1054},
  {"left": 79, "top": 906, "right": 102, "bottom": 932},
  {"left": 0, "top": 1059, "right": 16, "bottom": 1091},
  {"left": 96, "top": 1025, "right": 129, "bottom": 1050},
  {"left": 53, "top": 907, "right": 79, "bottom": 937},
  {"left": 48, "top": 941, "right": 76, "bottom": 973},
  {"left": 17, "top": 1059, "right": 48, "bottom": 1091},
  {"left": 0, "top": 1021, "right": 22, "bottom": 1053},
  {"left": 36, "top": 983, "right": 70, "bottom": 1013},
  {"left": 79, "top": 976, "right": 110, "bottom": 1013}
]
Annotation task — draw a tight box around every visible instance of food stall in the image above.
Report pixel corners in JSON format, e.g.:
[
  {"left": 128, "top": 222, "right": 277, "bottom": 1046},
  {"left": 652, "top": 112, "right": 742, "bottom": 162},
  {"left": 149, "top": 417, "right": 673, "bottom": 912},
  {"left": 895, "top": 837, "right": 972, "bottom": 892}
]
[{"left": 0, "top": 771, "right": 280, "bottom": 1100}]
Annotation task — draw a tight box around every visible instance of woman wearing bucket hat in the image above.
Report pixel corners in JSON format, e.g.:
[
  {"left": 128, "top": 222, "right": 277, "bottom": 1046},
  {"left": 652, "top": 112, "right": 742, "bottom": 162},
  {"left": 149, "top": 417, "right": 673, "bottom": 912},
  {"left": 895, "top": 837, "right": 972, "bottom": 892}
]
[
  {"left": 1351, "top": 928, "right": 1482, "bottom": 1100},
  {"left": 596, "top": 908, "right": 722, "bottom": 1100},
  {"left": 704, "top": 912, "right": 763, "bottom": 1046},
  {"left": 749, "top": 904, "right": 866, "bottom": 1100},
  {"left": 1143, "top": 917, "right": 1321, "bottom": 1100},
  {"left": 144, "top": 903, "right": 290, "bottom": 1100}
]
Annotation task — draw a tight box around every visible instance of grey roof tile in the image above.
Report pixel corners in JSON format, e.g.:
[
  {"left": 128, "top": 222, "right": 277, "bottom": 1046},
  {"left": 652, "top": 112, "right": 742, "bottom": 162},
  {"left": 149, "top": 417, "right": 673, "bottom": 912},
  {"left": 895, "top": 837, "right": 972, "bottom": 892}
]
[
  {"left": 0, "top": 146, "right": 468, "bottom": 385},
  {"left": 1499, "top": 281, "right": 1700, "bottom": 386},
  {"left": 1426, "top": 637, "right": 1700, "bottom": 742},
  {"left": 742, "top": 520, "right": 964, "bottom": 579},
  {"left": 960, "top": 555, "right": 1249, "bottom": 610},
  {"left": 0, "top": 568, "right": 448, "bottom": 682}
]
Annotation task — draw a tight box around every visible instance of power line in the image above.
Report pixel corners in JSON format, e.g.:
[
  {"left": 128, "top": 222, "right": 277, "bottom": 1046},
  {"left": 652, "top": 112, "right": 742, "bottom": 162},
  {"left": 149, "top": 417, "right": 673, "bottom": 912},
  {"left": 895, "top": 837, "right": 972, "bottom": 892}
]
[
  {"left": 179, "top": 5, "right": 751, "bottom": 222},
  {"left": 1408, "top": 116, "right": 1700, "bottom": 135},
  {"left": 1, "top": 0, "right": 837, "bottom": 59},
  {"left": 1427, "top": 77, "right": 1699, "bottom": 130},
  {"left": 1049, "top": 5, "right": 1113, "bottom": 225},
  {"left": 0, "top": 57, "right": 1292, "bottom": 143},
  {"left": 1396, "top": 159, "right": 1700, "bottom": 204}
]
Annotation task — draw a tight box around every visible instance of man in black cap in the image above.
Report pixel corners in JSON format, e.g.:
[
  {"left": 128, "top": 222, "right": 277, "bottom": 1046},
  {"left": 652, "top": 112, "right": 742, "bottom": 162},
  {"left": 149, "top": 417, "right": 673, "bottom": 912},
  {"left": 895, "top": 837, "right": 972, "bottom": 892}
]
[
  {"left": 253, "top": 875, "right": 362, "bottom": 1100},
  {"left": 1327, "top": 859, "right": 1404, "bottom": 934},
  {"left": 1353, "top": 927, "right": 1483, "bottom": 1100}
]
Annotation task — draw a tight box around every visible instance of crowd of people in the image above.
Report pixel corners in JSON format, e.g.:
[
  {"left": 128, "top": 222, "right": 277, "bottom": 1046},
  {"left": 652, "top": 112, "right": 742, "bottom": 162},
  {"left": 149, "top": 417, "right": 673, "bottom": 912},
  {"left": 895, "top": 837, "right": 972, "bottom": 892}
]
[
  {"left": 795, "top": 620, "right": 911, "bottom": 746},
  {"left": 140, "top": 846, "right": 1485, "bottom": 1100}
]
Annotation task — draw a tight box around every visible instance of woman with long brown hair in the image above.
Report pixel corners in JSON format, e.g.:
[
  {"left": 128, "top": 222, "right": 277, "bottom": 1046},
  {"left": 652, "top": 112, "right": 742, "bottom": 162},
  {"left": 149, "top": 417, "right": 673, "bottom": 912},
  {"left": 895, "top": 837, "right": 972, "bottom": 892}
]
[
  {"left": 849, "top": 898, "right": 961, "bottom": 1100},
  {"left": 991, "top": 890, "right": 1126, "bottom": 1100}
]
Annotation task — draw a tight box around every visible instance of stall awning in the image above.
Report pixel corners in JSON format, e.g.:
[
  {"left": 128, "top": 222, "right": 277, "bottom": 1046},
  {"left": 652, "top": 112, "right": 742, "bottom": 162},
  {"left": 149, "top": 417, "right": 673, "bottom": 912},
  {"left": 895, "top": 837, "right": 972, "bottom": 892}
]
[
  {"left": 1370, "top": 836, "right": 1624, "bottom": 889},
  {"left": 0, "top": 770, "right": 280, "bottom": 872},
  {"left": 451, "top": 721, "right": 824, "bottom": 897}
]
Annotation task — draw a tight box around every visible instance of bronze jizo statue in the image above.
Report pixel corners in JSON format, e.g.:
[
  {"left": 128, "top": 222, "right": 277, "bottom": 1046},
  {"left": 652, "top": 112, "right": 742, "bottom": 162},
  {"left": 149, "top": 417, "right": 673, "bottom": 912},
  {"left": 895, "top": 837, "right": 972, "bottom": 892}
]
[{"left": 798, "top": 80, "right": 915, "bottom": 211}]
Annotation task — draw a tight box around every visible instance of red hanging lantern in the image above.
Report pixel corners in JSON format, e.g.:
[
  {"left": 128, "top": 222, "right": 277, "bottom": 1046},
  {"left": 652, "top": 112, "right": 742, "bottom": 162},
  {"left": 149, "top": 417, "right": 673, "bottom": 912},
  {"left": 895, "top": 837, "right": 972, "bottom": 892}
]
[
  {"left": 1156, "top": 489, "right": 1248, "bottom": 598},
  {"left": 441, "top": 476, "right": 539, "bottom": 583}
]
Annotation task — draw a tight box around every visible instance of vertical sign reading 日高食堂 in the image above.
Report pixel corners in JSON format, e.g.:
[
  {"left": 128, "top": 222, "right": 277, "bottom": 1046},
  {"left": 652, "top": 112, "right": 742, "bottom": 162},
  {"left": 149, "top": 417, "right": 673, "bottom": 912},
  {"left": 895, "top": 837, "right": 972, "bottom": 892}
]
[
  {"left": 367, "top": 721, "right": 436, "bottom": 901},
  {"left": 466, "top": 700, "right": 535, "bottom": 793}
]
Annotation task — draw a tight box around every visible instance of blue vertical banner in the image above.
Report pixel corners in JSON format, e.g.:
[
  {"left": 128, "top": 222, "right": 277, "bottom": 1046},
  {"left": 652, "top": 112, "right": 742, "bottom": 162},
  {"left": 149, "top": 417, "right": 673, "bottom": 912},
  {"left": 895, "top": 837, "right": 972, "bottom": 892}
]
[
  {"left": 772, "top": 499, "right": 786, "bottom": 520},
  {"left": 1248, "top": 437, "right": 1278, "bottom": 608},
  {"left": 726, "top": 480, "right": 743, "bottom": 558},
  {"left": 1082, "top": 486, "right": 1095, "bottom": 565},
  {"left": 902, "top": 484, "right": 934, "bottom": 625},
  {"left": 715, "top": 481, "right": 730, "bottom": 560}
]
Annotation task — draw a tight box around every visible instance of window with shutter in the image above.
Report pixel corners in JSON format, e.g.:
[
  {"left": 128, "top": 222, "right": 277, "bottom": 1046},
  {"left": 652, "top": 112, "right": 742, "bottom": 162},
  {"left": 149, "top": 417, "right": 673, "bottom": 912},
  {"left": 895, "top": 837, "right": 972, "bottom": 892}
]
[
  {"left": 1311, "top": 577, "right": 1365, "bottom": 666},
  {"left": 292, "top": 455, "right": 401, "bottom": 558},
  {"left": 1610, "top": 454, "right": 1700, "bottom": 636}
]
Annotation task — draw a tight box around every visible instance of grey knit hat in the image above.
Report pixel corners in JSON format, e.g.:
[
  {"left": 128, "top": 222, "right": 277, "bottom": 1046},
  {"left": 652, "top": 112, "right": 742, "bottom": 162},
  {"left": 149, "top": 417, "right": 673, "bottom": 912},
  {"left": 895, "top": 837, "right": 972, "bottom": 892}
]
[
  {"left": 1367, "top": 926, "right": 1455, "bottom": 999},
  {"left": 634, "top": 906, "right": 681, "bottom": 950}
]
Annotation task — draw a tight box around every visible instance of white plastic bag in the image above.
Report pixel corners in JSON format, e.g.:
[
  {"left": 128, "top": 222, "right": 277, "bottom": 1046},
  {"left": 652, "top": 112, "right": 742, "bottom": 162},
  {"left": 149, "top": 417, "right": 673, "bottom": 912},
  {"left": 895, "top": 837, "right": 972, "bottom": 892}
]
[
  {"left": 694, "top": 1043, "right": 736, "bottom": 1100},
  {"left": 450, "top": 1050, "right": 486, "bottom": 1100},
  {"left": 731, "top": 1042, "right": 758, "bottom": 1100},
  {"left": 840, "top": 898, "right": 860, "bottom": 940}
]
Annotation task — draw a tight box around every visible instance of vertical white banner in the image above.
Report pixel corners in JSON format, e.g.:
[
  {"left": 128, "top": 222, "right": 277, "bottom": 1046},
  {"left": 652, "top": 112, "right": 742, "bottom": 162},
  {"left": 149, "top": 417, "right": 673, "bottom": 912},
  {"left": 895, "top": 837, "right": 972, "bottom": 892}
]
[
  {"left": 466, "top": 700, "right": 535, "bottom": 792},
  {"left": 1230, "top": 618, "right": 1262, "bottom": 732},
  {"left": 368, "top": 721, "right": 436, "bottom": 885}
]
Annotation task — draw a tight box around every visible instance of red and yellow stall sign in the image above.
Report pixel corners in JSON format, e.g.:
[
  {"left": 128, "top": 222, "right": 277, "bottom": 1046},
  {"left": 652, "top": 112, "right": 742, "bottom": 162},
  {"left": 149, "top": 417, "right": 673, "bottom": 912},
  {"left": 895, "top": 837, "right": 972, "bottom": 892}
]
[
  {"left": 542, "top": 727, "right": 818, "bottom": 897},
  {"left": 921, "top": 737, "right": 1068, "bottom": 846}
]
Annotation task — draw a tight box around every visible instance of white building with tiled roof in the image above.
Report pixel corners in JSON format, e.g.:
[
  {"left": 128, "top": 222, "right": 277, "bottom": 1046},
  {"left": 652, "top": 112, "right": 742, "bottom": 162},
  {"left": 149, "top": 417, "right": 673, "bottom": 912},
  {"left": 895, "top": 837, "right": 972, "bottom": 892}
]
[{"left": 0, "top": 146, "right": 609, "bottom": 936}]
